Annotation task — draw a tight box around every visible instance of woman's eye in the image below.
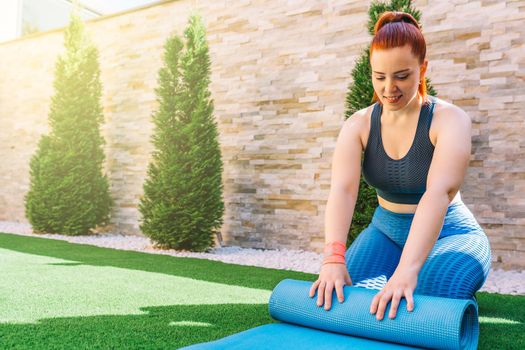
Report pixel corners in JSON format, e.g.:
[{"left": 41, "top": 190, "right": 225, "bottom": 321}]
[{"left": 375, "top": 76, "right": 408, "bottom": 80}]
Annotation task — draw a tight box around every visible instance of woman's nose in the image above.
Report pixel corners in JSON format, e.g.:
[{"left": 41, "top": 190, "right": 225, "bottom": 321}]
[{"left": 385, "top": 78, "right": 398, "bottom": 92}]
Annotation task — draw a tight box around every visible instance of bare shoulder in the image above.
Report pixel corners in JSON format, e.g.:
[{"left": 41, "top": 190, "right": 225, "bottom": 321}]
[
  {"left": 342, "top": 105, "right": 374, "bottom": 149},
  {"left": 343, "top": 106, "right": 370, "bottom": 129},
  {"left": 428, "top": 97, "right": 471, "bottom": 145},
  {"left": 432, "top": 97, "right": 471, "bottom": 125}
]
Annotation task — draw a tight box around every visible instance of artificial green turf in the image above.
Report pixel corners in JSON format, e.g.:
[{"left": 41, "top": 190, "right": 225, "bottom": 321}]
[
  {"left": 0, "top": 232, "right": 523, "bottom": 349},
  {"left": 0, "top": 248, "right": 271, "bottom": 324}
]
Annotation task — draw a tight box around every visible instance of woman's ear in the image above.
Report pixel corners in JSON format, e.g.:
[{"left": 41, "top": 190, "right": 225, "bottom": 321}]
[{"left": 420, "top": 60, "right": 428, "bottom": 80}]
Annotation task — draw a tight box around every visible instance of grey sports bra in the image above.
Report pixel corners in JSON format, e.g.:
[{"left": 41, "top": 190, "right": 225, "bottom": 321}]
[{"left": 361, "top": 96, "right": 437, "bottom": 204}]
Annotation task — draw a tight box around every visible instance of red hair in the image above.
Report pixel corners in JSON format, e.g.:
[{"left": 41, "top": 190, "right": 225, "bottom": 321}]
[{"left": 369, "top": 11, "right": 428, "bottom": 104}]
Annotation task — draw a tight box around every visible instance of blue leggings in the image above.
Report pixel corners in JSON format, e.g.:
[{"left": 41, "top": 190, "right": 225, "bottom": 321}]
[{"left": 344, "top": 200, "right": 491, "bottom": 299}]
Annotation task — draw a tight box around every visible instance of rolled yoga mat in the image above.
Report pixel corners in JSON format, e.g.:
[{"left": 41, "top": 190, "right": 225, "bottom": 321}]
[{"left": 181, "top": 278, "right": 479, "bottom": 349}]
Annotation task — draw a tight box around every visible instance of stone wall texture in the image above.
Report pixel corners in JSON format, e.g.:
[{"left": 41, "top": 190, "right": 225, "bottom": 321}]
[{"left": 0, "top": 0, "right": 523, "bottom": 269}]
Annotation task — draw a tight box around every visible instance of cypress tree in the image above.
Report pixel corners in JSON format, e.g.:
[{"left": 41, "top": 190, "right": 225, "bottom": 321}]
[
  {"left": 344, "top": 0, "right": 437, "bottom": 245},
  {"left": 25, "top": 14, "right": 112, "bottom": 235},
  {"left": 140, "top": 12, "right": 224, "bottom": 252}
]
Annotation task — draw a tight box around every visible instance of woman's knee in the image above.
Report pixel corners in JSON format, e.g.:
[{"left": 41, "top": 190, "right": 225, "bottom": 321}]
[{"left": 415, "top": 233, "right": 491, "bottom": 299}]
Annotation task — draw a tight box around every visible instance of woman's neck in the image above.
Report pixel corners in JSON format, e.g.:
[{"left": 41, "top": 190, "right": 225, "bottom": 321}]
[{"left": 382, "top": 92, "right": 422, "bottom": 123}]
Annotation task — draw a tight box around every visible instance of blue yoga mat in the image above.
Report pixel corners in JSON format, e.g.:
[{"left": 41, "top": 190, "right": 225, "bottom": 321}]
[{"left": 181, "top": 278, "right": 479, "bottom": 349}]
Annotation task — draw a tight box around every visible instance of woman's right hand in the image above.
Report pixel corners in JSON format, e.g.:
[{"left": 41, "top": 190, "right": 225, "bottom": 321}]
[{"left": 309, "top": 263, "right": 353, "bottom": 311}]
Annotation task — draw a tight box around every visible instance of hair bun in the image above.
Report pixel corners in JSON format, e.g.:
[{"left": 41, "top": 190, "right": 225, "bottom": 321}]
[{"left": 373, "top": 11, "right": 421, "bottom": 35}]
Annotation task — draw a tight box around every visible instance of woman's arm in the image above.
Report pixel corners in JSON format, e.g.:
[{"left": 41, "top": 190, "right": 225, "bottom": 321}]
[
  {"left": 309, "top": 110, "right": 366, "bottom": 310},
  {"left": 324, "top": 111, "right": 366, "bottom": 245},
  {"left": 370, "top": 104, "right": 472, "bottom": 320},
  {"left": 398, "top": 104, "right": 472, "bottom": 271}
]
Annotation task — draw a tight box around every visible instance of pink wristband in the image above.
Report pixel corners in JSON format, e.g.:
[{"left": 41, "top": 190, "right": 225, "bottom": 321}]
[
  {"left": 323, "top": 240, "right": 346, "bottom": 257},
  {"left": 322, "top": 255, "right": 346, "bottom": 265}
]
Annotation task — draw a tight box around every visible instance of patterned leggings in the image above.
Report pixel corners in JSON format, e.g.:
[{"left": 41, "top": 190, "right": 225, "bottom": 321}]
[{"left": 344, "top": 200, "right": 491, "bottom": 299}]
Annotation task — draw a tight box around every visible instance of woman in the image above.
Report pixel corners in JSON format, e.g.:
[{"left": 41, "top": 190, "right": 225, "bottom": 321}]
[{"left": 308, "top": 11, "right": 491, "bottom": 321}]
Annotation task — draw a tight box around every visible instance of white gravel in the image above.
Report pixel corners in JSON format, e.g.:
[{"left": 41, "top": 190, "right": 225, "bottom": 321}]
[{"left": 1, "top": 221, "right": 523, "bottom": 296}]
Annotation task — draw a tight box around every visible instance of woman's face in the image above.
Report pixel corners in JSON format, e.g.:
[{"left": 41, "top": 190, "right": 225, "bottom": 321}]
[{"left": 370, "top": 44, "right": 427, "bottom": 109}]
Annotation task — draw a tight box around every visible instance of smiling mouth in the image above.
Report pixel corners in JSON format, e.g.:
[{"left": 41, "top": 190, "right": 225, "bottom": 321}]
[{"left": 384, "top": 95, "right": 402, "bottom": 102}]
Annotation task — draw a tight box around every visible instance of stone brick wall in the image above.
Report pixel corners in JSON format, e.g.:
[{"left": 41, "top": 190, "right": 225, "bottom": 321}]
[{"left": 0, "top": 0, "right": 523, "bottom": 269}]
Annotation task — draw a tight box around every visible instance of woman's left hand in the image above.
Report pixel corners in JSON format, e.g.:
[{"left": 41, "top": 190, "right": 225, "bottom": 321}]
[{"left": 370, "top": 267, "right": 419, "bottom": 320}]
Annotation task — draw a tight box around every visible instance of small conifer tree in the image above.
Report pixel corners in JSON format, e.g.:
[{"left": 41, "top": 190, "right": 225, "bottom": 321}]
[
  {"left": 140, "top": 13, "right": 224, "bottom": 252},
  {"left": 25, "top": 14, "right": 112, "bottom": 235},
  {"left": 344, "top": 0, "right": 437, "bottom": 245}
]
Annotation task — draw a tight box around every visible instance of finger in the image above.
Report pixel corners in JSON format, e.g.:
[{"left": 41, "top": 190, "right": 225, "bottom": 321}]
[
  {"left": 405, "top": 289, "right": 414, "bottom": 312},
  {"left": 376, "top": 291, "right": 393, "bottom": 320},
  {"left": 345, "top": 273, "right": 353, "bottom": 286},
  {"left": 309, "top": 280, "right": 320, "bottom": 298},
  {"left": 388, "top": 290, "right": 403, "bottom": 319},
  {"left": 335, "top": 280, "right": 345, "bottom": 303},
  {"left": 324, "top": 281, "right": 335, "bottom": 310},
  {"left": 317, "top": 281, "right": 326, "bottom": 306},
  {"left": 370, "top": 291, "right": 382, "bottom": 314}
]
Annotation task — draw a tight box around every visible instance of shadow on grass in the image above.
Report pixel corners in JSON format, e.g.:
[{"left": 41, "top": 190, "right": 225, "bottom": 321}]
[
  {"left": 0, "top": 303, "right": 275, "bottom": 349},
  {"left": 0, "top": 294, "right": 522, "bottom": 349},
  {"left": 0, "top": 232, "right": 316, "bottom": 291}
]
